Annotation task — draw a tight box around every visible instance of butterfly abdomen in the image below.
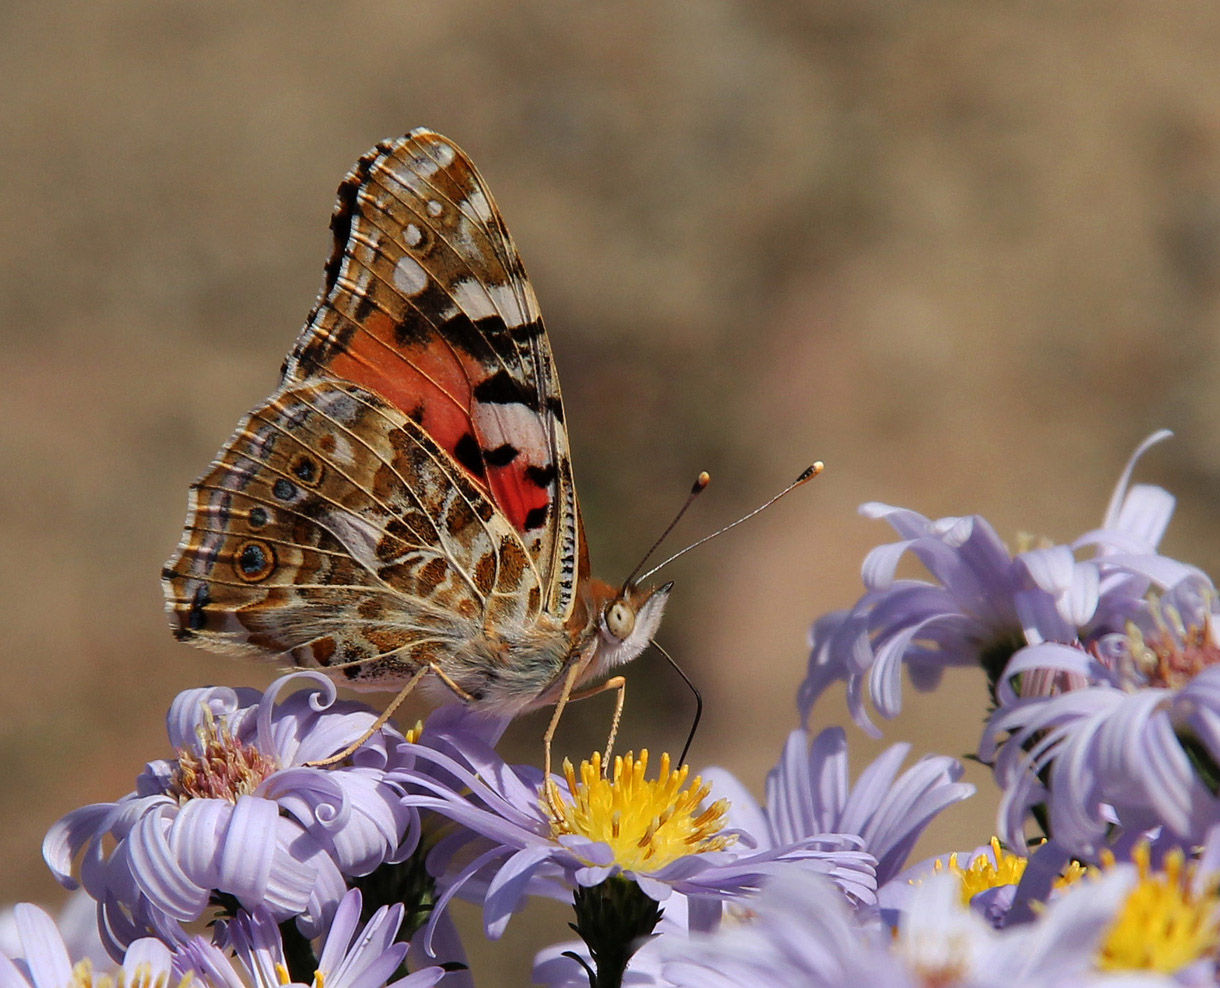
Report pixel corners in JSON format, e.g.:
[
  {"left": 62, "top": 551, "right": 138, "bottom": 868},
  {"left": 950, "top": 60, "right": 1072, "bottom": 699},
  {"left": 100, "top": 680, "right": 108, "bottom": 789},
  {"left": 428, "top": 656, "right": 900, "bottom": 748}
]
[{"left": 417, "top": 621, "right": 581, "bottom": 714}]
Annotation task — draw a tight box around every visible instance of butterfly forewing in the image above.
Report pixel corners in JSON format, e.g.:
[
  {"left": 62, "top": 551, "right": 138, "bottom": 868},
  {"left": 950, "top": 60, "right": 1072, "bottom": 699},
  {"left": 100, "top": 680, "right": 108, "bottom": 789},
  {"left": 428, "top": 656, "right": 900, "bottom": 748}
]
[{"left": 281, "top": 130, "right": 584, "bottom": 620}]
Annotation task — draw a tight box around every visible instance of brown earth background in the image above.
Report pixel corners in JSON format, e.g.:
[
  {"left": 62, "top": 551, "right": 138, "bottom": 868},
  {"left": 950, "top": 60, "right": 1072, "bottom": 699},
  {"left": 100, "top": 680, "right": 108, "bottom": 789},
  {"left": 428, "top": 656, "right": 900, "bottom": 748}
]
[{"left": 5, "top": 3, "right": 1220, "bottom": 984}]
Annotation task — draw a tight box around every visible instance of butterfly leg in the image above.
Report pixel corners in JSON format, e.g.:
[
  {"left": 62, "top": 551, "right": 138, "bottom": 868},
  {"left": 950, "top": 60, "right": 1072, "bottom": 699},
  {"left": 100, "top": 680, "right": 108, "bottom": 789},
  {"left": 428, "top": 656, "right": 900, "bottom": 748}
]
[
  {"left": 568, "top": 676, "right": 627, "bottom": 777},
  {"left": 425, "top": 663, "right": 479, "bottom": 703},
  {"left": 542, "top": 660, "right": 585, "bottom": 817},
  {"left": 304, "top": 665, "right": 430, "bottom": 767}
]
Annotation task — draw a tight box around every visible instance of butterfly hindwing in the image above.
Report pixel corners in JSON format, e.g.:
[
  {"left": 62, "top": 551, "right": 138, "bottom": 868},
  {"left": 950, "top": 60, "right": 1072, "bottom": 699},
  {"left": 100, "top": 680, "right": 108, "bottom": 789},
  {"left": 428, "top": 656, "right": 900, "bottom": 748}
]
[
  {"left": 280, "top": 130, "right": 585, "bottom": 620},
  {"left": 163, "top": 379, "right": 546, "bottom": 689}
]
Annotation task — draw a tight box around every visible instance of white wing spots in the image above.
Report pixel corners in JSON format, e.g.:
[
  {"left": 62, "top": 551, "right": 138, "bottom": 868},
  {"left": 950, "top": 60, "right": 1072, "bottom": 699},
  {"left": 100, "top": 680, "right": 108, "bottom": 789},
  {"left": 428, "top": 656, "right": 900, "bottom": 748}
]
[
  {"left": 486, "top": 280, "right": 532, "bottom": 327},
  {"left": 465, "top": 187, "right": 494, "bottom": 223},
  {"left": 474, "top": 401, "right": 551, "bottom": 465},
  {"left": 451, "top": 278, "right": 499, "bottom": 321},
  {"left": 404, "top": 223, "right": 423, "bottom": 248},
  {"left": 323, "top": 510, "right": 389, "bottom": 572},
  {"left": 405, "top": 154, "right": 438, "bottom": 178},
  {"left": 327, "top": 431, "right": 356, "bottom": 468},
  {"left": 419, "top": 140, "right": 455, "bottom": 170},
  {"left": 451, "top": 278, "right": 531, "bottom": 328},
  {"left": 309, "top": 387, "right": 362, "bottom": 421},
  {"left": 406, "top": 139, "right": 455, "bottom": 177},
  {"left": 426, "top": 200, "right": 444, "bottom": 218},
  {"left": 393, "top": 255, "right": 430, "bottom": 296},
  {"left": 353, "top": 263, "right": 374, "bottom": 298}
]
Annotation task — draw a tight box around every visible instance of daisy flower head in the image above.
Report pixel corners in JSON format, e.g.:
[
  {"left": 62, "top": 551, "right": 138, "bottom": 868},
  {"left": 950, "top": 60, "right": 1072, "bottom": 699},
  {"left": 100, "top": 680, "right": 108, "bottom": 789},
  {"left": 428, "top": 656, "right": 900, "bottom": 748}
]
[
  {"left": 0, "top": 901, "right": 181, "bottom": 988},
  {"left": 0, "top": 890, "right": 444, "bottom": 988},
  {"left": 0, "top": 893, "right": 108, "bottom": 972},
  {"left": 659, "top": 863, "right": 1161, "bottom": 988},
  {"left": 177, "top": 889, "right": 444, "bottom": 988},
  {"left": 799, "top": 431, "right": 1185, "bottom": 736},
  {"left": 43, "top": 673, "right": 419, "bottom": 956},
  {"left": 1090, "top": 841, "right": 1220, "bottom": 978},
  {"left": 883, "top": 837, "right": 1090, "bottom": 931},
  {"left": 390, "top": 710, "right": 876, "bottom": 953},
  {"left": 979, "top": 556, "right": 1220, "bottom": 856}
]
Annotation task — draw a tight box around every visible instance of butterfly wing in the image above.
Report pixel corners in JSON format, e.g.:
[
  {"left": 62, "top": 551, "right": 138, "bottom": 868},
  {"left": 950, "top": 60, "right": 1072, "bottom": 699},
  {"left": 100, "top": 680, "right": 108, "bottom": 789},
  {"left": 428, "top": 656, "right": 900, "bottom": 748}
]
[
  {"left": 283, "top": 130, "right": 586, "bottom": 618},
  {"left": 163, "top": 379, "right": 546, "bottom": 689},
  {"left": 164, "top": 130, "right": 590, "bottom": 695}
]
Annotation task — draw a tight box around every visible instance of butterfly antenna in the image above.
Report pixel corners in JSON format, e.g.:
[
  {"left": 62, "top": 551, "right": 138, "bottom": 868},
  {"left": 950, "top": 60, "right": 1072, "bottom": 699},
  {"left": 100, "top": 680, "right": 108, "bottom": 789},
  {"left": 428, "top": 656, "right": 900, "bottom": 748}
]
[
  {"left": 653, "top": 640, "right": 703, "bottom": 767},
  {"left": 637, "top": 463, "right": 824, "bottom": 584},
  {"left": 619, "top": 471, "right": 712, "bottom": 595}
]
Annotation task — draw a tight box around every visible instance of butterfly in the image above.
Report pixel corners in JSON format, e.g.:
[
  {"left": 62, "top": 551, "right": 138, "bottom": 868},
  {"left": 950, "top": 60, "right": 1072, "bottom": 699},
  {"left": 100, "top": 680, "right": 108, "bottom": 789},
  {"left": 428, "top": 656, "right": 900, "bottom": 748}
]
[{"left": 162, "top": 129, "right": 671, "bottom": 772}]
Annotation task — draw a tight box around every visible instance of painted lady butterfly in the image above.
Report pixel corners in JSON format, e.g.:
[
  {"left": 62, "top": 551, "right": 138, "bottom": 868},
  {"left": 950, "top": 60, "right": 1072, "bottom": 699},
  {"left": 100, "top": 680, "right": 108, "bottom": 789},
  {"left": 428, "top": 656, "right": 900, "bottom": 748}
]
[{"left": 163, "top": 129, "right": 670, "bottom": 766}]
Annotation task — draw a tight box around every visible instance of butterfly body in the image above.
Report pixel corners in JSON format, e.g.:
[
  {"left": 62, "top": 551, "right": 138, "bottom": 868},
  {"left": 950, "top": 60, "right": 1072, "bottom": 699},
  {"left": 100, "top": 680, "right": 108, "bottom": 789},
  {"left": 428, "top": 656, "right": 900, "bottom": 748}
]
[{"left": 163, "top": 130, "right": 668, "bottom": 718}]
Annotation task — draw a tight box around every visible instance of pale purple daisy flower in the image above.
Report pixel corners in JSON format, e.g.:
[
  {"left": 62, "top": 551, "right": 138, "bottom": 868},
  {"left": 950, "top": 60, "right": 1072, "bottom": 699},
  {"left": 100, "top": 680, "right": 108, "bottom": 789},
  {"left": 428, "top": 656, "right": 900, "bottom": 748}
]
[
  {"left": 43, "top": 673, "right": 418, "bottom": 955},
  {"left": 704, "top": 726, "right": 974, "bottom": 887},
  {"left": 981, "top": 574, "right": 1220, "bottom": 856},
  {"left": 0, "top": 893, "right": 107, "bottom": 971},
  {"left": 0, "top": 902, "right": 178, "bottom": 988},
  {"left": 799, "top": 431, "right": 1184, "bottom": 735},
  {"left": 659, "top": 866, "right": 1149, "bottom": 988},
  {"left": 178, "top": 889, "right": 444, "bottom": 988},
  {"left": 0, "top": 891, "right": 443, "bottom": 988},
  {"left": 390, "top": 711, "right": 875, "bottom": 948}
]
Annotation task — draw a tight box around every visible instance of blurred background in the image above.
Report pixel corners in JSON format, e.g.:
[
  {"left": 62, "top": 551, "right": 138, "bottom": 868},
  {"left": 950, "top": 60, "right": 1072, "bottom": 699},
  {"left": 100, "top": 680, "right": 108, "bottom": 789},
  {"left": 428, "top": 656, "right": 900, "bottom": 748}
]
[{"left": 4, "top": 2, "right": 1220, "bottom": 982}]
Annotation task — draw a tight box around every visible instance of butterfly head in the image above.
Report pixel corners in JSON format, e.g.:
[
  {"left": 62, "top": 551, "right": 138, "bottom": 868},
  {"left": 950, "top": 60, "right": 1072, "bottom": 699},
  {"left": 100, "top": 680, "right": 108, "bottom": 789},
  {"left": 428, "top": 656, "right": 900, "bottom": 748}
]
[{"left": 584, "top": 580, "right": 673, "bottom": 678}]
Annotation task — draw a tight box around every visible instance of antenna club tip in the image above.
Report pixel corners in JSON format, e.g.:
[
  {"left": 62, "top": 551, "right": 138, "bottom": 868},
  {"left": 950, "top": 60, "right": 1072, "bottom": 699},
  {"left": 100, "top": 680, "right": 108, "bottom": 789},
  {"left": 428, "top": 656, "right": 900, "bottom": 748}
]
[
  {"left": 797, "top": 462, "right": 825, "bottom": 484},
  {"left": 692, "top": 471, "right": 711, "bottom": 493}
]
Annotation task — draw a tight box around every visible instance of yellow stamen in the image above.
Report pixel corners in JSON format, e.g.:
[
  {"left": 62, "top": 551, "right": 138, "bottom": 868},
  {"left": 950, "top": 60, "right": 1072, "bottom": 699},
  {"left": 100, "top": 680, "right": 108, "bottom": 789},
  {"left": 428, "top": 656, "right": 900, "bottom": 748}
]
[
  {"left": 67, "top": 959, "right": 194, "bottom": 988},
  {"left": 1097, "top": 843, "right": 1220, "bottom": 972},
  {"left": 934, "top": 837, "right": 1028, "bottom": 904},
  {"left": 543, "top": 750, "right": 734, "bottom": 872},
  {"left": 932, "top": 838, "right": 1090, "bottom": 905}
]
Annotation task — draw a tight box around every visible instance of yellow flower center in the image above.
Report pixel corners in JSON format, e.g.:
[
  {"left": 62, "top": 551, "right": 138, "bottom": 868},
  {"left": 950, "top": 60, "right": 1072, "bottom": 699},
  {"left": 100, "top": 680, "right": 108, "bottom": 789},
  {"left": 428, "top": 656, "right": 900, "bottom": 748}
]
[
  {"left": 168, "top": 707, "right": 278, "bottom": 803},
  {"left": 933, "top": 838, "right": 1090, "bottom": 905},
  {"left": 544, "top": 750, "right": 734, "bottom": 872},
  {"left": 935, "top": 837, "right": 1028, "bottom": 904},
  {"left": 67, "top": 959, "right": 194, "bottom": 988},
  {"left": 1097, "top": 843, "right": 1220, "bottom": 972}
]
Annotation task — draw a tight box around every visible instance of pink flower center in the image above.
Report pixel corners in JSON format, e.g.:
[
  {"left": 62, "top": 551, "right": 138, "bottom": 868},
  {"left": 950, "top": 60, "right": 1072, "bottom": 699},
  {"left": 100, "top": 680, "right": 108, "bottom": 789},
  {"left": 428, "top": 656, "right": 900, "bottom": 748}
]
[
  {"left": 168, "top": 710, "right": 278, "bottom": 802},
  {"left": 1129, "top": 604, "right": 1220, "bottom": 691}
]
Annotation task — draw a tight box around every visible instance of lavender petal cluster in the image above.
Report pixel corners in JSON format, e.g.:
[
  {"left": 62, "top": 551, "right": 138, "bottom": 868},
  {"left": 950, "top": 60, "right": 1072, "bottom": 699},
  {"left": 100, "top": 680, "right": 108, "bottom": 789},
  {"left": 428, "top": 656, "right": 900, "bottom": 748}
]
[{"left": 42, "top": 673, "right": 419, "bottom": 955}]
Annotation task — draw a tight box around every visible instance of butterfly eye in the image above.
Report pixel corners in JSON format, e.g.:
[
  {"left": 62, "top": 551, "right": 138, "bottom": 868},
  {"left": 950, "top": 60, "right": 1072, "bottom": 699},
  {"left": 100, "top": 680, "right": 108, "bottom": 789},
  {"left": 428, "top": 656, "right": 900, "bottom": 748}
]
[{"left": 604, "top": 600, "right": 636, "bottom": 641}]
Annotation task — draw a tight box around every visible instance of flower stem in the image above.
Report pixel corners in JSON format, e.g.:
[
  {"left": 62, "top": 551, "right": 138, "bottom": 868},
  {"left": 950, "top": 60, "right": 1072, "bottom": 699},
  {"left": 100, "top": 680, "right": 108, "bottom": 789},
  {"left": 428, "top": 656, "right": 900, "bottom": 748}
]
[{"left": 567, "top": 876, "right": 663, "bottom": 988}]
